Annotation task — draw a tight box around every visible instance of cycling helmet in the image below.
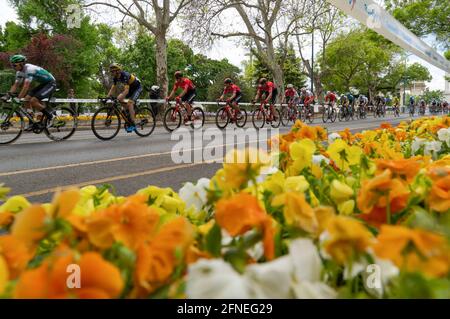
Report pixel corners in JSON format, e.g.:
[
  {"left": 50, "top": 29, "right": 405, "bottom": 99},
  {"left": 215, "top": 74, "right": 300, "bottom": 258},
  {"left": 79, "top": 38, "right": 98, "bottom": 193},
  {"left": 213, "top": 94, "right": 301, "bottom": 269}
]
[
  {"left": 151, "top": 85, "right": 160, "bottom": 91},
  {"left": 175, "top": 71, "right": 183, "bottom": 79},
  {"left": 259, "top": 78, "right": 267, "bottom": 85},
  {"left": 109, "top": 63, "right": 123, "bottom": 71},
  {"left": 287, "top": 84, "right": 294, "bottom": 89},
  {"left": 10, "top": 54, "right": 27, "bottom": 64},
  {"left": 224, "top": 78, "right": 232, "bottom": 84}
]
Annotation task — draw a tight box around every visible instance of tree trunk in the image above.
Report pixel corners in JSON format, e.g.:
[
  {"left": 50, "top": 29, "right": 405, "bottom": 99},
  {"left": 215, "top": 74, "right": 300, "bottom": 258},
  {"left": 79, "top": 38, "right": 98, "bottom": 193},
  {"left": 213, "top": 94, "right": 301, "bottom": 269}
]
[
  {"left": 266, "top": 38, "right": 284, "bottom": 101},
  {"left": 155, "top": 29, "right": 169, "bottom": 97}
]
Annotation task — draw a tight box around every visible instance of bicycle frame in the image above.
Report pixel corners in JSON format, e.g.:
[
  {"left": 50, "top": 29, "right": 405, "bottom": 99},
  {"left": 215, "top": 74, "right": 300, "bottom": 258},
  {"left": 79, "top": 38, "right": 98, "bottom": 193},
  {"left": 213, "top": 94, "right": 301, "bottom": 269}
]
[{"left": 100, "top": 98, "right": 134, "bottom": 125}]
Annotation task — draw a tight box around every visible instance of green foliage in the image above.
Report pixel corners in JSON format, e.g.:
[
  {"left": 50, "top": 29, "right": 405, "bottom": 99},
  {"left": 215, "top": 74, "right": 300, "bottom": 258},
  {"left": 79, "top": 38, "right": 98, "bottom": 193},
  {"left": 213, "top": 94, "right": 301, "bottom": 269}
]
[
  {"left": 0, "top": 22, "right": 30, "bottom": 52},
  {"left": 247, "top": 44, "right": 307, "bottom": 90},
  {"left": 420, "top": 89, "right": 445, "bottom": 103}
]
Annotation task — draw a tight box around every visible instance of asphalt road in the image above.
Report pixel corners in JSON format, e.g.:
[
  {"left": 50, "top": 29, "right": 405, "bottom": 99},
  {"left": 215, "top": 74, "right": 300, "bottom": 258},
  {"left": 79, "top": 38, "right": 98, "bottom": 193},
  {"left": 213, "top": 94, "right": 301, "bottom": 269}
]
[{"left": 0, "top": 113, "right": 419, "bottom": 203}]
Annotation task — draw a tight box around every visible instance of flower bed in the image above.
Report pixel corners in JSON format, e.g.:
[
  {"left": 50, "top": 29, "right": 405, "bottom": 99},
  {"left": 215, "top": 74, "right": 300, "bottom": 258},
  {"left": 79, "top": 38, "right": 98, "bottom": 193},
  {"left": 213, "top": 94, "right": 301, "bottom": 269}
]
[{"left": 0, "top": 116, "right": 449, "bottom": 299}]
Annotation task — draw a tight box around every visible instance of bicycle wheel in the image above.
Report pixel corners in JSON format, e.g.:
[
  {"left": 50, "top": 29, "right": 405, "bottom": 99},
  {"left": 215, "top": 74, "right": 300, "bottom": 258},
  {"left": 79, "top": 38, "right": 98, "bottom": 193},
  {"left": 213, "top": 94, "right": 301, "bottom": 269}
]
[
  {"left": 91, "top": 106, "right": 121, "bottom": 140},
  {"left": 235, "top": 109, "right": 247, "bottom": 128},
  {"left": 322, "top": 109, "right": 328, "bottom": 123},
  {"left": 0, "top": 107, "right": 23, "bottom": 145},
  {"left": 330, "top": 108, "right": 337, "bottom": 123},
  {"left": 45, "top": 106, "right": 78, "bottom": 141},
  {"left": 134, "top": 106, "right": 156, "bottom": 137},
  {"left": 215, "top": 107, "right": 230, "bottom": 129},
  {"left": 338, "top": 109, "right": 345, "bottom": 121},
  {"left": 190, "top": 107, "right": 205, "bottom": 129},
  {"left": 163, "top": 107, "right": 182, "bottom": 132},
  {"left": 271, "top": 109, "right": 281, "bottom": 128},
  {"left": 280, "top": 106, "right": 290, "bottom": 126},
  {"left": 252, "top": 108, "right": 265, "bottom": 130}
]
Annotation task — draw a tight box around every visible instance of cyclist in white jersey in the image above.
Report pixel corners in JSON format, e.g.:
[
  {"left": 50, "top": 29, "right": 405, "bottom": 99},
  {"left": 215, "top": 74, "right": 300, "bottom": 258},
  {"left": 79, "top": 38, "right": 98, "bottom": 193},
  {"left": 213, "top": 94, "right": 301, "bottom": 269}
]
[{"left": 3, "top": 55, "right": 57, "bottom": 129}]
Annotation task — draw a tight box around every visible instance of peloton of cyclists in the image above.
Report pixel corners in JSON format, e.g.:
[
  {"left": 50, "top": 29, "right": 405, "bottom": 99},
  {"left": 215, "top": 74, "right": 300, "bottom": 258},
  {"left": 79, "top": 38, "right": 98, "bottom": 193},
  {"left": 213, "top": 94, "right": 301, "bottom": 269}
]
[{"left": 283, "top": 84, "right": 300, "bottom": 107}]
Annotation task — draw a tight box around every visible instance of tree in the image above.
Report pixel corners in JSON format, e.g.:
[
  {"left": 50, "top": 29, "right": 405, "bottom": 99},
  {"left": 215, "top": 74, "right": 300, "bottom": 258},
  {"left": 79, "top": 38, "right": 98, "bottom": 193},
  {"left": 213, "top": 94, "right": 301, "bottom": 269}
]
[
  {"left": 184, "top": 0, "right": 310, "bottom": 96},
  {"left": 0, "top": 22, "right": 31, "bottom": 52},
  {"left": 85, "top": 0, "right": 194, "bottom": 95},
  {"left": 381, "top": 61, "right": 432, "bottom": 94},
  {"left": 420, "top": 89, "right": 444, "bottom": 103}
]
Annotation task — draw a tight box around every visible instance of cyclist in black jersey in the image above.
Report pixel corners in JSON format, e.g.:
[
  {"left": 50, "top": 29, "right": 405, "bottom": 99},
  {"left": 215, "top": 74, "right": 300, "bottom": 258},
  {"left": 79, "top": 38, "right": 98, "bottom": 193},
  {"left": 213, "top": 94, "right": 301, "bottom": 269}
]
[{"left": 107, "top": 63, "right": 143, "bottom": 133}]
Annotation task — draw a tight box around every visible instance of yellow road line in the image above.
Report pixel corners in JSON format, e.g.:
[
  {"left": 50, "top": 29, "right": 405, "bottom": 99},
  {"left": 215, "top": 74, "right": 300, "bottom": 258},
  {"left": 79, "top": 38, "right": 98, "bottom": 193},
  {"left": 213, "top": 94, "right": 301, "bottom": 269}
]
[{"left": 18, "top": 160, "right": 216, "bottom": 198}]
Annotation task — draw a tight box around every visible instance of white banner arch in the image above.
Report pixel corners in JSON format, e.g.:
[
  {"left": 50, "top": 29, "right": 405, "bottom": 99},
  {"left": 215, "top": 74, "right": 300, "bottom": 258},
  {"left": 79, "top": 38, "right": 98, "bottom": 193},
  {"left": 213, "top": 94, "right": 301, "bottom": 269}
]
[{"left": 327, "top": 0, "right": 450, "bottom": 73}]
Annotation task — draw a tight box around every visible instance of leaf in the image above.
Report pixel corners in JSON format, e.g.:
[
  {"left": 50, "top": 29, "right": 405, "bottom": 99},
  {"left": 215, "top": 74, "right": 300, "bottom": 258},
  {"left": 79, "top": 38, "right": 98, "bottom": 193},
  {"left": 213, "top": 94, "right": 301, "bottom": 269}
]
[{"left": 205, "top": 222, "right": 222, "bottom": 257}]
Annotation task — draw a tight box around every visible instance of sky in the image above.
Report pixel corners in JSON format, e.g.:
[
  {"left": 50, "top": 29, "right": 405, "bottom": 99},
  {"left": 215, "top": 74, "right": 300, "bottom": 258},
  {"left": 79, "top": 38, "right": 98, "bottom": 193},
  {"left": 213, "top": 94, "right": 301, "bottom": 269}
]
[{"left": 0, "top": 0, "right": 447, "bottom": 91}]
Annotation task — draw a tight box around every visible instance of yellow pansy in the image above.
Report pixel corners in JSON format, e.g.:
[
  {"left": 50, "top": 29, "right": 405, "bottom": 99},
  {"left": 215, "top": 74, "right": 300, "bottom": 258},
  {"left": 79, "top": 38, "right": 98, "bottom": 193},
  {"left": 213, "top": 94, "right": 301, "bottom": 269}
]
[
  {"left": 0, "top": 184, "right": 10, "bottom": 200},
  {"left": 262, "top": 171, "right": 286, "bottom": 195},
  {"left": 289, "top": 139, "right": 316, "bottom": 174},
  {"left": 273, "top": 192, "right": 318, "bottom": 234},
  {"left": 0, "top": 196, "right": 30, "bottom": 214},
  {"left": 337, "top": 199, "right": 355, "bottom": 215},
  {"left": 324, "top": 216, "right": 374, "bottom": 265},
  {"left": 285, "top": 176, "right": 309, "bottom": 193},
  {"left": 330, "top": 180, "right": 354, "bottom": 202}
]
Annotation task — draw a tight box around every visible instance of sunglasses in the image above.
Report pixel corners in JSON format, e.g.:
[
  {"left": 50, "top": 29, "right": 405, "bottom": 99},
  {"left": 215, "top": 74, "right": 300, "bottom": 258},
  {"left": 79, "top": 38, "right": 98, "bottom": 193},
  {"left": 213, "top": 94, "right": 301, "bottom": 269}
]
[{"left": 11, "top": 63, "right": 21, "bottom": 67}]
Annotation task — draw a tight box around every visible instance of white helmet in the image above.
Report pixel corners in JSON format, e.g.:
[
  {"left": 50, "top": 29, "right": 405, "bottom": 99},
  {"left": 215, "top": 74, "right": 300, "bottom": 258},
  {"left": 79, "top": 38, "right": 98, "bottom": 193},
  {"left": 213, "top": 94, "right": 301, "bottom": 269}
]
[
  {"left": 287, "top": 84, "right": 294, "bottom": 89},
  {"left": 151, "top": 85, "right": 160, "bottom": 91}
]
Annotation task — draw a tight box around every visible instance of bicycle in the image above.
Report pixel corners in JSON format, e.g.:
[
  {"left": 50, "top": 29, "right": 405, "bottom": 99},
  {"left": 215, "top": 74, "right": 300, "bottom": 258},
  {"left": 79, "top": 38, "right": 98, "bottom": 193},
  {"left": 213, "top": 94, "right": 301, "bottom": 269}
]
[
  {"left": 409, "top": 103, "right": 415, "bottom": 117},
  {"left": 300, "top": 103, "right": 314, "bottom": 124},
  {"left": 251, "top": 101, "right": 281, "bottom": 130},
  {"left": 163, "top": 100, "right": 205, "bottom": 132},
  {"left": 91, "top": 97, "right": 156, "bottom": 140},
  {"left": 338, "top": 104, "right": 352, "bottom": 121},
  {"left": 215, "top": 101, "right": 247, "bottom": 129},
  {"left": 373, "top": 102, "right": 386, "bottom": 118},
  {"left": 322, "top": 102, "right": 337, "bottom": 123},
  {"left": 0, "top": 93, "right": 77, "bottom": 145},
  {"left": 418, "top": 103, "right": 426, "bottom": 116},
  {"left": 392, "top": 104, "right": 400, "bottom": 117},
  {"left": 281, "top": 99, "right": 300, "bottom": 126},
  {"left": 355, "top": 102, "right": 367, "bottom": 119}
]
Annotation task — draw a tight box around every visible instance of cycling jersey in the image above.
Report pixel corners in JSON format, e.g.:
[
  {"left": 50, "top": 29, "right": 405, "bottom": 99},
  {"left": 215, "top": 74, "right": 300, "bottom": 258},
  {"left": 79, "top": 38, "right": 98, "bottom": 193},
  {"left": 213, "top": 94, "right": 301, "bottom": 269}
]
[
  {"left": 346, "top": 94, "right": 354, "bottom": 103},
  {"left": 16, "top": 64, "right": 55, "bottom": 84},
  {"left": 113, "top": 71, "right": 140, "bottom": 90},
  {"left": 359, "top": 96, "right": 368, "bottom": 104},
  {"left": 223, "top": 84, "right": 241, "bottom": 95},
  {"left": 174, "top": 78, "right": 196, "bottom": 91},
  {"left": 302, "top": 89, "right": 313, "bottom": 98},
  {"left": 258, "top": 81, "right": 276, "bottom": 93},
  {"left": 284, "top": 88, "right": 299, "bottom": 98},
  {"left": 393, "top": 97, "right": 400, "bottom": 105},
  {"left": 325, "top": 92, "right": 337, "bottom": 103}
]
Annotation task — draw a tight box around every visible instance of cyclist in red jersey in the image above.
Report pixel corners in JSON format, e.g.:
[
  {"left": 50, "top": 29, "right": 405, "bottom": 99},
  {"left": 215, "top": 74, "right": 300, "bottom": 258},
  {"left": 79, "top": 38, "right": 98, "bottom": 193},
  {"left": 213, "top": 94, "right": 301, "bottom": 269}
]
[
  {"left": 283, "top": 84, "right": 300, "bottom": 105},
  {"left": 219, "top": 78, "right": 242, "bottom": 113},
  {"left": 253, "top": 78, "right": 278, "bottom": 120},
  {"left": 325, "top": 91, "right": 337, "bottom": 106},
  {"left": 166, "top": 71, "right": 196, "bottom": 122}
]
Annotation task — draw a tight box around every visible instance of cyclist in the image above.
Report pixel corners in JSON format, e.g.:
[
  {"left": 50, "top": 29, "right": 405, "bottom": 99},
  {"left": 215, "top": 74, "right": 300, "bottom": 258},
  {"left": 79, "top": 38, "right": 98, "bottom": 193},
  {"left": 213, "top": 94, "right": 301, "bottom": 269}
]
[
  {"left": 218, "top": 78, "right": 242, "bottom": 115},
  {"left": 431, "top": 98, "right": 437, "bottom": 113},
  {"left": 300, "top": 87, "right": 315, "bottom": 115},
  {"left": 2, "top": 54, "right": 57, "bottom": 130},
  {"left": 340, "top": 94, "right": 349, "bottom": 110},
  {"left": 357, "top": 94, "right": 368, "bottom": 114},
  {"left": 325, "top": 91, "right": 337, "bottom": 107},
  {"left": 253, "top": 78, "right": 278, "bottom": 121},
  {"left": 283, "top": 84, "right": 300, "bottom": 106},
  {"left": 166, "top": 71, "right": 196, "bottom": 125},
  {"left": 107, "top": 63, "right": 143, "bottom": 133},
  {"left": 443, "top": 100, "right": 449, "bottom": 113},
  {"left": 419, "top": 99, "right": 426, "bottom": 114},
  {"left": 392, "top": 95, "right": 400, "bottom": 115}
]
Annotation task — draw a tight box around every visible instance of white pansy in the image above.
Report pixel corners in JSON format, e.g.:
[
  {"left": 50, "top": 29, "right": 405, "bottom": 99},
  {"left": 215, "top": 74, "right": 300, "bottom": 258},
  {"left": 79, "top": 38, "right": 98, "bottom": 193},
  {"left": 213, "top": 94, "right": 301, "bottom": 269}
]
[
  {"left": 437, "top": 128, "right": 450, "bottom": 146},
  {"left": 411, "top": 137, "right": 426, "bottom": 154},
  {"left": 186, "top": 259, "right": 252, "bottom": 299},
  {"left": 289, "top": 238, "right": 322, "bottom": 282},
  {"left": 178, "top": 178, "right": 210, "bottom": 212},
  {"left": 247, "top": 241, "right": 264, "bottom": 261},
  {"left": 328, "top": 132, "right": 341, "bottom": 144},
  {"left": 313, "top": 155, "right": 330, "bottom": 166},
  {"left": 245, "top": 256, "right": 293, "bottom": 298},
  {"left": 423, "top": 141, "right": 442, "bottom": 157}
]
